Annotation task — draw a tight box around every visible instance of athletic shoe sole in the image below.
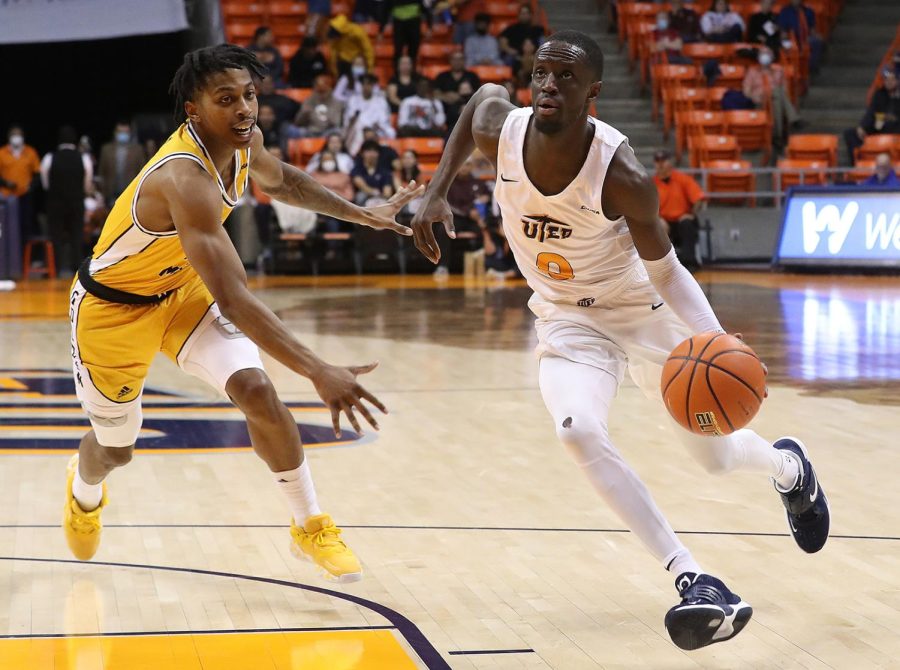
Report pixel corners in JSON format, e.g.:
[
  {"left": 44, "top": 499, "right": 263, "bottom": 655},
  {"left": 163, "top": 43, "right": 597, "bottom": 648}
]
[{"left": 665, "top": 601, "right": 753, "bottom": 650}]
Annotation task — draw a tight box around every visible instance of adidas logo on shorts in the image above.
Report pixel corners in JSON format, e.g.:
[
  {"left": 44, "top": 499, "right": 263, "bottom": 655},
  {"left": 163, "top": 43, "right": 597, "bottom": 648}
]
[{"left": 116, "top": 385, "right": 133, "bottom": 399}]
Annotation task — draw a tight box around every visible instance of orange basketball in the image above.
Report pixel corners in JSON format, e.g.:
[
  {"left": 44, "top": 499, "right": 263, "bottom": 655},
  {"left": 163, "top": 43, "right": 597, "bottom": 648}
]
[{"left": 660, "top": 332, "right": 766, "bottom": 436}]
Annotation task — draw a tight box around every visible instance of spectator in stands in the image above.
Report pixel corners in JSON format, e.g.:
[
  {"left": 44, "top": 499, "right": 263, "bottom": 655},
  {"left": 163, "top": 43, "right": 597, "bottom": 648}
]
[
  {"left": 435, "top": 51, "right": 482, "bottom": 130},
  {"left": 344, "top": 74, "right": 395, "bottom": 154},
  {"left": 844, "top": 69, "right": 900, "bottom": 162},
  {"left": 0, "top": 125, "right": 41, "bottom": 244},
  {"left": 334, "top": 55, "right": 371, "bottom": 102},
  {"left": 465, "top": 13, "right": 503, "bottom": 67},
  {"left": 498, "top": 4, "right": 545, "bottom": 67},
  {"left": 41, "top": 126, "right": 93, "bottom": 276},
  {"left": 291, "top": 75, "right": 345, "bottom": 138},
  {"left": 434, "top": 156, "right": 490, "bottom": 277},
  {"left": 452, "top": 0, "right": 488, "bottom": 45},
  {"left": 356, "top": 127, "right": 400, "bottom": 173},
  {"left": 97, "top": 122, "right": 145, "bottom": 204},
  {"left": 261, "top": 147, "right": 318, "bottom": 236},
  {"left": 352, "top": 0, "right": 379, "bottom": 22},
  {"left": 651, "top": 11, "right": 691, "bottom": 65},
  {"left": 894, "top": 51, "right": 900, "bottom": 77},
  {"left": 380, "top": 0, "right": 433, "bottom": 67},
  {"left": 394, "top": 149, "right": 423, "bottom": 216},
  {"left": 256, "top": 104, "right": 283, "bottom": 150},
  {"left": 862, "top": 152, "right": 900, "bottom": 188},
  {"left": 328, "top": 14, "right": 375, "bottom": 80},
  {"left": 700, "top": 0, "right": 745, "bottom": 44},
  {"left": 668, "top": 0, "right": 702, "bottom": 44},
  {"left": 351, "top": 139, "right": 395, "bottom": 205},
  {"left": 513, "top": 39, "right": 537, "bottom": 87},
  {"left": 309, "top": 148, "right": 356, "bottom": 255},
  {"left": 747, "top": 0, "right": 783, "bottom": 58},
  {"left": 306, "top": 0, "right": 332, "bottom": 42},
  {"left": 248, "top": 27, "right": 285, "bottom": 85},
  {"left": 307, "top": 132, "right": 355, "bottom": 173},
  {"left": 387, "top": 55, "right": 423, "bottom": 112},
  {"left": 742, "top": 47, "right": 802, "bottom": 146},
  {"left": 482, "top": 220, "right": 517, "bottom": 279},
  {"left": 398, "top": 78, "right": 447, "bottom": 137},
  {"left": 79, "top": 135, "right": 97, "bottom": 171},
  {"left": 652, "top": 149, "right": 705, "bottom": 271},
  {"left": 777, "top": 0, "right": 823, "bottom": 73},
  {"left": 257, "top": 76, "right": 300, "bottom": 125},
  {"left": 288, "top": 37, "right": 328, "bottom": 88}
]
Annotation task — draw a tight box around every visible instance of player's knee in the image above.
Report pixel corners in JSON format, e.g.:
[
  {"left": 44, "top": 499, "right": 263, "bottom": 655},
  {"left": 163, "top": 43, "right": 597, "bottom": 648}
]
[
  {"left": 227, "top": 368, "right": 282, "bottom": 420},
  {"left": 555, "top": 415, "right": 612, "bottom": 462}
]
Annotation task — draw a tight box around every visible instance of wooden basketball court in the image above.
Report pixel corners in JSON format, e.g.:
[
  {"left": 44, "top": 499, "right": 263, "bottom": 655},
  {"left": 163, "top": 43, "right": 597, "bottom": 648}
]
[{"left": 0, "top": 270, "right": 897, "bottom": 669}]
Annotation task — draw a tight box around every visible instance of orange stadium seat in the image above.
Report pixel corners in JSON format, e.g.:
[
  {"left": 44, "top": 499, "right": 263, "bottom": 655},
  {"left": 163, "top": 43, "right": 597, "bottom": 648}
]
[
  {"left": 665, "top": 86, "right": 708, "bottom": 136},
  {"left": 652, "top": 64, "right": 700, "bottom": 121},
  {"left": 703, "top": 159, "right": 756, "bottom": 206},
  {"left": 775, "top": 159, "right": 828, "bottom": 194},
  {"left": 675, "top": 110, "right": 726, "bottom": 162},
  {"left": 682, "top": 43, "right": 730, "bottom": 64},
  {"left": 705, "top": 86, "right": 730, "bottom": 110},
  {"left": 715, "top": 64, "right": 745, "bottom": 90},
  {"left": 484, "top": 1, "right": 521, "bottom": 19},
  {"left": 374, "top": 42, "right": 395, "bottom": 70},
  {"left": 277, "top": 87, "right": 313, "bottom": 104},
  {"left": 288, "top": 137, "right": 326, "bottom": 167},
  {"left": 724, "top": 109, "right": 772, "bottom": 163},
  {"left": 221, "top": 2, "right": 265, "bottom": 20},
  {"left": 516, "top": 88, "right": 533, "bottom": 106},
  {"left": 225, "top": 23, "right": 258, "bottom": 44},
  {"left": 471, "top": 64, "right": 514, "bottom": 84},
  {"left": 618, "top": 2, "right": 657, "bottom": 46},
  {"left": 397, "top": 137, "right": 444, "bottom": 163},
  {"left": 854, "top": 134, "right": 900, "bottom": 163},
  {"left": 688, "top": 134, "right": 741, "bottom": 168},
  {"left": 844, "top": 160, "right": 877, "bottom": 184},
  {"left": 418, "top": 43, "right": 457, "bottom": 67},
  {"left": 419, "top": 64, "right": 446, "bottom": 80},
  {"left": 271, "top": 23, "right": 306, "bottom": 40},
  {"left": 786, "top": 134, "right": 838, "bottom": 166}
]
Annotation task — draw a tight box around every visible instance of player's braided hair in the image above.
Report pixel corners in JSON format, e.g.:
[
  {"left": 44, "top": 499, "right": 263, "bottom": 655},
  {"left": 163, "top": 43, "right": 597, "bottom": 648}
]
[{"left": 169, "top": 44, "right": 268, "bottom": 122}]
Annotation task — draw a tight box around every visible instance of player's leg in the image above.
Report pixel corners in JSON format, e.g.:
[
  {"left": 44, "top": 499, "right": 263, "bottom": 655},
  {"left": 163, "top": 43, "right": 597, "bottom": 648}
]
[
  {"left": 538, "top": 353, "right": 751, "bottom": 649},
  {"left": 171, "top": 297, "right": 361, "bottom": 582},
  {"left": 538, "top": 355, "right": 700, "bottom": 578},
  {"left": 624, "top": 302, "right": 830, "bottom": 553},
  {"left": 66, "top": 280, "right": 152, "bottom": 561}
]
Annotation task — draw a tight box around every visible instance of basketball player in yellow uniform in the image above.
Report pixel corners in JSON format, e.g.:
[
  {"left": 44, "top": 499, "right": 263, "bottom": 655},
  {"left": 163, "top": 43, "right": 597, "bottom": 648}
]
[{"left": 64, "top": 45, "right": 422, "bottom": 582}]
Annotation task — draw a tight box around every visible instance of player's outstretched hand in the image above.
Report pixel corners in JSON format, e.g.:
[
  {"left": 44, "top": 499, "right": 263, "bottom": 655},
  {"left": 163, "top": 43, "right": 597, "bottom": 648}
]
[
  {"left": 311, "top": 362, "right": 387, "bottom": 438},
  {"left": 359, "top": 181, "right": 425, "bottom": 235},
  {"left": 410, "top": 194, "right": 455, "bottom": 264}
]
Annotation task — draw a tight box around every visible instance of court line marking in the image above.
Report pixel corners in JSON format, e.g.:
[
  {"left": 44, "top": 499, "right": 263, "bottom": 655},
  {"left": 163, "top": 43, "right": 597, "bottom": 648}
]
[
  {"left": 449, "top": 649, "right": 536, "bottom": 656},
  {"left": 0, "top": 556, "right": 451, "bottom": 670},
  {"left": 0, "top": 524, "right": 895, "bottom": 542},
  {"left": 0, "top": 625, "right": 395, "bottom": 640}
]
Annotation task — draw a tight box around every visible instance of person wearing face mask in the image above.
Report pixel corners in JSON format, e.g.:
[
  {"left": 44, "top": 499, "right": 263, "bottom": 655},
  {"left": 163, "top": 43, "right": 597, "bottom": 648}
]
[
  {"left": 651, "top": 12, "right": 691, "bottom": 65},
  {"left": 742, "top": 48, "right": 802, "bottom": 146},
  {"left": 334, "top": 55, "right": 372, "bottom": 103},
  {"left": 307, "top": 133, "right": 355, "bottom": 173},
  {"left": 464, "top": 13, "right": 503, "bottom": 67},
  {"left": 0, "top": 125, "right": 41, "bottom": 246},
  {"left": 98, "top": 122, "right": 146, "bottom": 204},
  {"left": 328, "top": 14, "right": 374, "bottom": 80},
  {"left": 310, "top": 148, "right": 355, "bottom": 256}
]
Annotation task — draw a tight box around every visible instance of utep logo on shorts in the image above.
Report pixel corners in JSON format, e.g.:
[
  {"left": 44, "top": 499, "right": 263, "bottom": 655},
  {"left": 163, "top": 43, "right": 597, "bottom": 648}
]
[
  {"left": 694, "top": 411, "right": 723, "bottom": 435},
  {"left": 521, "top": 214, "right": 573, "bottom": 244},
  {"left": 0, "top": 370, "right": 363, "bottom": 453}
]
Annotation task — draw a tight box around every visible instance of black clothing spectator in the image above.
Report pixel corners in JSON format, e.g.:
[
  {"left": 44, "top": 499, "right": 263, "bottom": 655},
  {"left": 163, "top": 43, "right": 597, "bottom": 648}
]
[{"left": 288, "top": 38, "right": 328, "bottom": 88}]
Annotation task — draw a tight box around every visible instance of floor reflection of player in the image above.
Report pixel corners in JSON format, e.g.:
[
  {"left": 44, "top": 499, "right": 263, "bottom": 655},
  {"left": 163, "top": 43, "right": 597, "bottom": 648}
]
[
  {"left": 64, "top": 45, "right": 422, "bottom": 583},
  {"left": 412, "top": 30, "right": 831, "bottom": 649}
]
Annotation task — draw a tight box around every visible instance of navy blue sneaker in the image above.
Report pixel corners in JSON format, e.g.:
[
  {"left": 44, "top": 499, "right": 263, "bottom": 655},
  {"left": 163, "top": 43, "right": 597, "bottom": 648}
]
[
  {"left": 665, "top": 572, "right": 753, "bottom": 650},
  {"left": 774, "top": 437, "right": 830, "bottom": 553}
]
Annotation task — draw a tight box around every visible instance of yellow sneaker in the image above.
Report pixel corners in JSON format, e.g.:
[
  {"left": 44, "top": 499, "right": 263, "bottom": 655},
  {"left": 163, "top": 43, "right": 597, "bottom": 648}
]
[
  {"left": 290, "top": 513, "right": 362, "bottom": 583},
  {"left": 63, "top": 455, "right": 107, "bottom": 561}
]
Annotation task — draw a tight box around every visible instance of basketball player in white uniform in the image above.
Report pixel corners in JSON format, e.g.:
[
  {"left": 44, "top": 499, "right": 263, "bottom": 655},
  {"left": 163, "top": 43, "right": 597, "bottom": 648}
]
[{"left": 411, "top": 31, "right": 831, "bottom": 650}]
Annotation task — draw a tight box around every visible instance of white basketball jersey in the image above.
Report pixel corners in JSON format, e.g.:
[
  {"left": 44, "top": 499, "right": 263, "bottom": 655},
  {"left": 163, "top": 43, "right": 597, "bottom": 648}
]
[{"left": 494, "top": 107, "right": 646, "bottom": 307}]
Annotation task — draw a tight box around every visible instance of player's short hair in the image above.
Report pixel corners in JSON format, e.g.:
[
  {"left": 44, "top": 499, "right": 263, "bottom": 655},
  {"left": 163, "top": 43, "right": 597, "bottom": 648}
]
[
  {"left": 169, "top": 44, "right": 268, "bottom": 122},
  {"left": 542, "top": 30, "right": 604, "bottom": 81}
]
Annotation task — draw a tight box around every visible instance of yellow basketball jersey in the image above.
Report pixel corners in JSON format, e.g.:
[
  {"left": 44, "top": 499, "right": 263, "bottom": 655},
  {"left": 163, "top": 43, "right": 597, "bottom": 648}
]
[{"left": 87, "top": 122, "right": 250, "bottom": 296}]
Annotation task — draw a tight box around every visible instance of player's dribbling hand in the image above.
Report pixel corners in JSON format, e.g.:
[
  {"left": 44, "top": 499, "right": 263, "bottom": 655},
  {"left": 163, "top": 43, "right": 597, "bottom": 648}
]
[
  {"left": 733, "top": 332, "right": 769, "bottom": 397},
  {"left": 311, "top": 362, "right": 387, "bottom": 438},
  {"left": 410, "top": 195, "right": 455, "bottom": 263},
  {"left": 359, "top": 181, "right": 425, "bottom": 235}
]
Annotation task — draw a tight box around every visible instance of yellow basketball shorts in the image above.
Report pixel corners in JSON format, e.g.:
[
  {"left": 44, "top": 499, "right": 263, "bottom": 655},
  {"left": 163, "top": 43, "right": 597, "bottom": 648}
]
[{"left": 69, "top": 274, "right": 264, "bottom": 447}]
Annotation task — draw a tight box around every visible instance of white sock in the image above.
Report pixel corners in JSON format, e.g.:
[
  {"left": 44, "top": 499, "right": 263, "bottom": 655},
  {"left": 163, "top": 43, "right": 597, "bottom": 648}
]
[
  {"left": 72, "top": 469, "right": 104, "bottom": 512},
  {"left": 665, "top": 548, "right": 703, "bottom": 578},
  {"left": 773, "top": 451, "right": 802, "bottom": 492},
  {"left": 273, "top": 460, "right": 321, "bottom": 524}
]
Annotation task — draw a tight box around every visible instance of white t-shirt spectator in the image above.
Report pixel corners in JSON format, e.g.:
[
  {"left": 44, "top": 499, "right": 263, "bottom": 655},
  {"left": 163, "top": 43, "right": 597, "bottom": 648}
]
[{"left": 398, "top": 96, "right": 447, "bottom": 132}]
